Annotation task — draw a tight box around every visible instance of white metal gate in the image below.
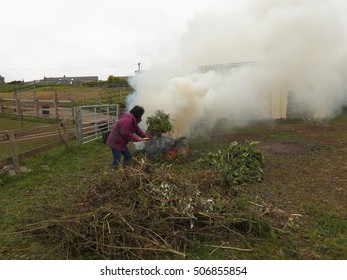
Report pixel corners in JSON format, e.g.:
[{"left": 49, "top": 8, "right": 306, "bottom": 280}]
[{"left": 74, "top": 104, "right": 119, "bottom": 145}]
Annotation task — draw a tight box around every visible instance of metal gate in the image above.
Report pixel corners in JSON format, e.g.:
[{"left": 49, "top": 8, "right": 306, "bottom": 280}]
[{"left": 74, "top": 104, "right": 119, "bottom": 145}]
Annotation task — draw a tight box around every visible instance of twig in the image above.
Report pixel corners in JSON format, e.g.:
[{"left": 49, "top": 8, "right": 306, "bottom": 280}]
[
  {"left": 248, "top": 201, "right": 266, "bottom": 208},
  {"left": 183, "top": 236, "right": 253, "bottom": 256},
  {"left": 119, "top": 214, "right": 134, "bottom": 232},
  {"left": 207, "top": 244, "right": 253, "bottom": 253}
]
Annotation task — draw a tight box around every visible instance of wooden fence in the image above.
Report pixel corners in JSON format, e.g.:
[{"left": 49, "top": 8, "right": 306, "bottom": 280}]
[
  {"left": 0, "top": 104, "right": 119, "bottom": 174},
  {"left": 0, "top": 92, "right": 74, "bottom": 119},
  {"left": 0, "top": 122, "right": 75, "bottom": 174},
  {"left": 0, "top": 86, "right": 130, "bottom": 173},
  {"left": 0, "top": 86, "right": 130, "bottom": 119}
]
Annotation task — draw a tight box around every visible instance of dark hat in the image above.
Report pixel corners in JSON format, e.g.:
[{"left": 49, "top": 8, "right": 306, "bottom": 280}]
[{"left": 130, "top": 105, "right": 145, "bottom": 119}]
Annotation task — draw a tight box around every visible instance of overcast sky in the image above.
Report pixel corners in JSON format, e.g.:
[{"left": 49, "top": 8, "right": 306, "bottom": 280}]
[{"left": 0, "top": 0, "right": 241, "bottom": 82}]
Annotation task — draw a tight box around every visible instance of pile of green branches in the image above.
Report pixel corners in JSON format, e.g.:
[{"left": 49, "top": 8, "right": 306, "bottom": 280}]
[
  {"left": 207, "top": 141, "right": 264, "bottom": 185},
  {"left": 25, "top": 158, "right": 272, "bottom": 259}
]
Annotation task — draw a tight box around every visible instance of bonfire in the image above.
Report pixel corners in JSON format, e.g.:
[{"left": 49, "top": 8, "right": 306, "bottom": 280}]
[{"left": 138, "top": 110, "right": 188, "bottom": 160}]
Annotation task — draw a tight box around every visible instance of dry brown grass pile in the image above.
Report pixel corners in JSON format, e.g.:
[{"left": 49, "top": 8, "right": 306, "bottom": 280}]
[{"left": 25, "top": 159, "right": 273, "bottom": 259}]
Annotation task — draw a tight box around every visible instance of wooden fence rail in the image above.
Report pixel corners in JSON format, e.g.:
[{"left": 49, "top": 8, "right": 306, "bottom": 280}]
[
  {"left": 0, "top": 93, "right": 74, "bottom": 119},
  {"left": 0, "top": 87, "right": 129, "bottom": 119},
  {"left": 0, "top": 122, "right": 75, "bottom": 174}
]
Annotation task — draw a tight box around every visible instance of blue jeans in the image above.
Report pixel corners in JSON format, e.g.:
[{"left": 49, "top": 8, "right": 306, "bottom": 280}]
[{"left": 111, "top": 147, "right": 131, "bottom": 169}]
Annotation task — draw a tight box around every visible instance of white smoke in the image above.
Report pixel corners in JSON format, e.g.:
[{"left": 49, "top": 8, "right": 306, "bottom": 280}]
[{"left": 127, "top": 0, "right": 347, "bottom": 137}]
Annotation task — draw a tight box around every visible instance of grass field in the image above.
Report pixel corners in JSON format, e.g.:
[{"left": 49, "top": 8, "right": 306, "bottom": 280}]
[
  {"left": 0, "top": 84, "right": 132, "bottom": 109},
  {"left": 0, "top": 113, "right": 346, "bottom": 260}
]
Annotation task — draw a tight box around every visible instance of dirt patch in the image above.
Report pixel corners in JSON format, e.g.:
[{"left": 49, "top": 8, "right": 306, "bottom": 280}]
[
  {"left": 212, "top": 134, "right": 262, "bottom": 143},
  {"left": 259, "top": 142, "right": 305, "bottom": 154},
  {"left": 276, "top": 122, "right": 347, "bottom": 146},
  {"left": 212, "top": 134, "right": 305, "bottom": 154}
]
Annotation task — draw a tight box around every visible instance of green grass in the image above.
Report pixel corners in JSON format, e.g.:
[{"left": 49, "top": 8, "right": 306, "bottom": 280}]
[
  {"left": 0, "top": 140, "right": 111, "bottom": 259},
  {"left": 0, "top": 115, "right": 63, "bottom": 160},
  {"left": 0, "top": 114, "right": 55, "bottom": 130}
]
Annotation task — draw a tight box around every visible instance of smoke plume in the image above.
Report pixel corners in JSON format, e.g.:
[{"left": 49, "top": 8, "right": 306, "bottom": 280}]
[{"left": 127, "top": 0, "right": 347, "bottom": 137}]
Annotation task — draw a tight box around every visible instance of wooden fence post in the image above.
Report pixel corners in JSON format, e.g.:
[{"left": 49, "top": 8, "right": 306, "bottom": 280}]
[
  {"left": 0, "top": 98, "right": 3, "bottom": 113},
  {"left": 33, "top": 90, "right": 39, "bottom": 116},
  {"left": 13, "top": 90, "right": 20, "bottom": 116},
  {"left": 7, "top": 130, "right": 21, "bottom": 175},
  {"left": 54, "top": 92, "right": 59, "bottom": 119},
  {"left": 61, "top": 122, "right": 71, "bottom": 151},
  {"left": 34, "top": 98, "right": 39, "bottom": 116},
  {"left": 71, "top": 99, "right": 75, "bottom": 122},
  {"left": 74, "top": 106, "right": 83, "bottom": 146}
]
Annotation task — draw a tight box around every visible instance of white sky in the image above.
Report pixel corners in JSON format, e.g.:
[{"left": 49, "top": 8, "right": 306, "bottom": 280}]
[{"left": 0, "top": 0, "right": 241, "bottom": 82}]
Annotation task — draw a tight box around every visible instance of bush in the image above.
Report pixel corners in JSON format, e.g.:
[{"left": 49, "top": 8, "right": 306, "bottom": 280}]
[{"left": 107, "top": 75, "right": 129, "bottom": 87}]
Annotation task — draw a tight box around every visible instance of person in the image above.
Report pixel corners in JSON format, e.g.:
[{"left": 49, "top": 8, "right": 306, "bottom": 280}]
[{"left": 106, "top": 105, "right": 149, "bottom": 169}]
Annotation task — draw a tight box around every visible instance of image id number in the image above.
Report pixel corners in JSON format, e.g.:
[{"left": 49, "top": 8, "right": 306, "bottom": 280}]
[{"left": 193, "top": 266, "right": 247, "bottom": 276}]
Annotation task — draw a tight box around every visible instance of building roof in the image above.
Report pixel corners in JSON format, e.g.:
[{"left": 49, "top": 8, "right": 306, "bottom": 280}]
[
  {"left": 43, "top": 75, "right": 98, "bottom": 80},
  {"left": 36, "top": 75, "right": 98, "bottom": 85}
]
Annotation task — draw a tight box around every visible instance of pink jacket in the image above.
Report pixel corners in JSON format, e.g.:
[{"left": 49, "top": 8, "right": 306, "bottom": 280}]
[{"left": 106, "top": 112, "right": 147, "bottom": 151}]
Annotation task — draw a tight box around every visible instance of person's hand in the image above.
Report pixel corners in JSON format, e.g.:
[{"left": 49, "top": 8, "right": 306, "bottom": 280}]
[{"left": 133, "top": 137, "right": 141, "bottom": 142}]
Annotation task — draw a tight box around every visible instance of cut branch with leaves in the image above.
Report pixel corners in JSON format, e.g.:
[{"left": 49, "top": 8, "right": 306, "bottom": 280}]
[{"left": 146, "top": 110, "right": 173, "bottom": 138}]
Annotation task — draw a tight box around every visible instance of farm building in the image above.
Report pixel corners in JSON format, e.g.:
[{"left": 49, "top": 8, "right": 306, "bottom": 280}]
[{"left": 35, "top": 75, "right": 98, "bottom": 86}]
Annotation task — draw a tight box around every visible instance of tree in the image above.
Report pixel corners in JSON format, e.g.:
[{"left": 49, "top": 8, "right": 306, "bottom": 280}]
[{"left": 107, "top": 75, "right": 129, "bottom": 87}]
